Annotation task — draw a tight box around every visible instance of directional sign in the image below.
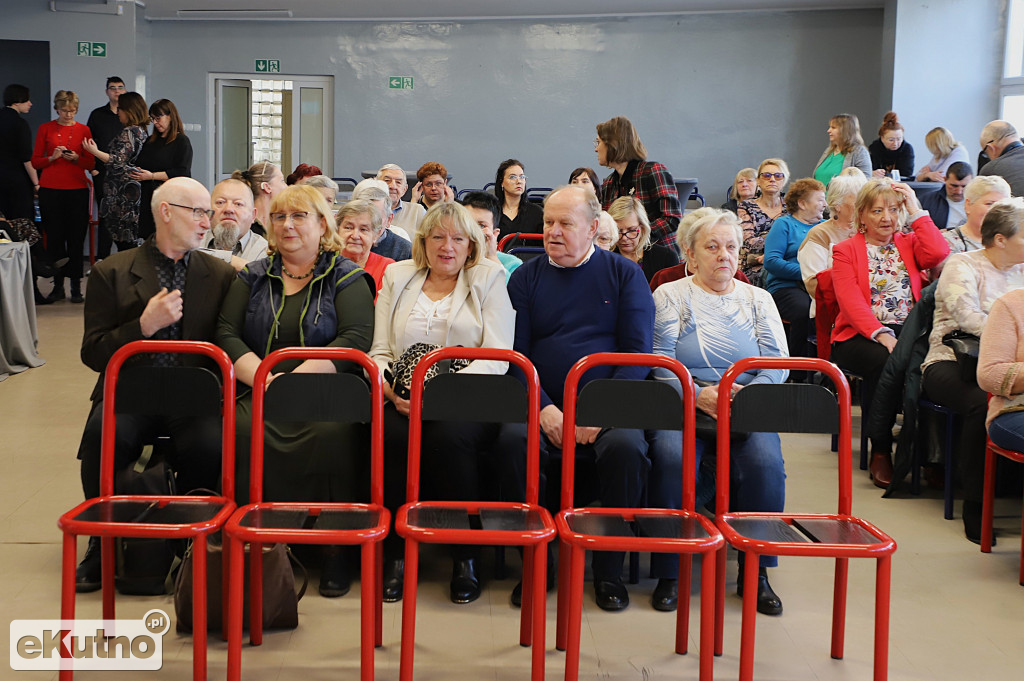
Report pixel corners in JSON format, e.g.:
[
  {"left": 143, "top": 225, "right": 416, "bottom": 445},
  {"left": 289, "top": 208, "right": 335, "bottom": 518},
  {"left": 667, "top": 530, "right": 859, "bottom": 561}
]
[
  {"left": 77, "top": 42, "right": 107, "bottom": 58},
  {"left": 389, "top": 76, "right": 413, "bottom": 90},
  {"left": 92, "top": 42, "right": 106, "bottom": 57},
  {"left": 255, "top": 59, "right": 281, "bottom": 73}
]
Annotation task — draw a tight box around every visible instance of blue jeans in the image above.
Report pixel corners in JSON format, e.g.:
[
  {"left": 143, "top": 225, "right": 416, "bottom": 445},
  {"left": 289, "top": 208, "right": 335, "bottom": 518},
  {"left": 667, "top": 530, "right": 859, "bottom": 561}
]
[
  {"left": 646, "top": 429, "right": 786, "bottom": 577},
  {"left": 988, "top": 411, "right": 1024, "bottom": 453}
]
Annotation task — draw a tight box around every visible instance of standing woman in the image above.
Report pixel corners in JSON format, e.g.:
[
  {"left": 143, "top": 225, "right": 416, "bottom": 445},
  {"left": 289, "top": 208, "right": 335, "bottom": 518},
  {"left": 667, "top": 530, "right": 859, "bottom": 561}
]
[
  {"left": 495, "top": 158, "right": 542, "bottom": 235},
  {"left": 82, "top": 91, "right": 148, "bottom": 252},
  {"left": 596, "top": 116, "right": 682, "bottom": 252},
  {"left": 813, "top": 113, "right": 872, "bottom": 186},
  {"left": 916, "top": 127, "right": 971, "bottom": 182},
  {"left": 231, "top": 161, "right": 287, "bottom": 237},
  {"left": 737, "top": 158, "right": 790, "bottom": 282},
  {"left": 869, "top": 112, "right": 915, "bottom": 179},
  {"left": 31, "top": 90, "right": 95, "bottom": 303},
  {"left": 607, "top": 196, "right": 678, "bottom": 282},
  {"left": 0, "top": 84, "right": 38, "bottom": 223},
  {"left": 133, "top": 99, "right": 193, "bottom": 240}
]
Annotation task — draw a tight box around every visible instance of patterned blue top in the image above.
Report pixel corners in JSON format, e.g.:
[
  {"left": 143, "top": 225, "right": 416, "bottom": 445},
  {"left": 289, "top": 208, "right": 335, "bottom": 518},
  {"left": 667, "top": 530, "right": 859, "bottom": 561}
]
[{"left": 651, "top": 277, "right": 789, "bottom": 397}]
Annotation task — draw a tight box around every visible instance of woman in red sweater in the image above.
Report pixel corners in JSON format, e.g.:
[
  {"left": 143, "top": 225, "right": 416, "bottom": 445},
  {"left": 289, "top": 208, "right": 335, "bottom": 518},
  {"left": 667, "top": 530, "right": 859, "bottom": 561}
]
[
  {"left": 31, "top": 90, "right": 94, "bottom": 302},
  {"left": 829, "top": 178, "right": 948, "bottom": 487}
]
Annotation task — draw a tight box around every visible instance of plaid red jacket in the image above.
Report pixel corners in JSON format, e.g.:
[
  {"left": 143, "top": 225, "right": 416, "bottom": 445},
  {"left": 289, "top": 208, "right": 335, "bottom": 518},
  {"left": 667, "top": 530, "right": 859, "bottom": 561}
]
[{"left": 600, "top": 160, "right": 682, "bottom": 250}]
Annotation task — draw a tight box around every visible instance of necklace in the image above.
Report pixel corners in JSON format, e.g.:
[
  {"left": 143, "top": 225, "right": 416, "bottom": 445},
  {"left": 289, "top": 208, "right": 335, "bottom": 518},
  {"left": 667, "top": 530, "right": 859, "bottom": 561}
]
[{"left": 282, "top": 262, "right": 315, "bottom": 279}]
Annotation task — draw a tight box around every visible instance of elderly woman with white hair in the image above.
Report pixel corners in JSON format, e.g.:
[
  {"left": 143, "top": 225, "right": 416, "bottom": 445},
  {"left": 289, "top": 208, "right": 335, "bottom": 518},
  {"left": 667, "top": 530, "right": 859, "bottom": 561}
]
[
  {"left": 595, "top": 210, "right": 617, "bottom": 250},
  {"left": 942, "top": 174, "right": 1012, "bottom": 256},
  {"left": 352, "top": 177, "right": 412, "bottom": 261},
  {"left": 648, "top": 206, "right": 752, "bottom": 291},
  {"left": 607, "top": 195, "right": 678, "bottom": 282},
  {"left": 336, "top": 199, "right": 395, "bottom": 293},
  {"left": 646, "top": 207, "right": 789, "bottom": 615}
]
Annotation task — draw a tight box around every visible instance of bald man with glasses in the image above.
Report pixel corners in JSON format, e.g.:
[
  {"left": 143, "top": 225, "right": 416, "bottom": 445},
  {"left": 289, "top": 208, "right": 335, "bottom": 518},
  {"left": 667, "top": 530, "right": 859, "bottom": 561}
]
[{"left": 979, "top": 120, "right": 1024, "bottom": 197}]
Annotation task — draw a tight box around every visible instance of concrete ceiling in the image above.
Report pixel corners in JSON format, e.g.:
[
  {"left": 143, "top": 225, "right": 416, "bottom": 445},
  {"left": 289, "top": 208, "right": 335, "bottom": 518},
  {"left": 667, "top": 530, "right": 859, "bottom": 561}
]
[{"left": 139, "top": 0, "right": 884, "bottom": 22}]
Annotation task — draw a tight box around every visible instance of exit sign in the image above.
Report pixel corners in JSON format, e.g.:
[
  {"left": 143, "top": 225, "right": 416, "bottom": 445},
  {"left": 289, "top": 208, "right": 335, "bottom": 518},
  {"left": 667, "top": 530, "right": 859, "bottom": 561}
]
[
  {"left": 77, "top": 42, "right": 107, "bottom": 58},
  {"left": 255, "top": 59, "right": 281, "bottom": 73},
  {"left": 389, "top": 76, "right": 413, "bottom": 90}
]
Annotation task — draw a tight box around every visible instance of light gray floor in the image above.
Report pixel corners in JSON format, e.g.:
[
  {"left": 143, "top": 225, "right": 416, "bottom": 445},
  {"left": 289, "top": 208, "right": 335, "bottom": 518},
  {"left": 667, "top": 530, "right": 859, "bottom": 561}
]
[{"left": 3, "top": 290, "right": 1023, "bottom": 681}]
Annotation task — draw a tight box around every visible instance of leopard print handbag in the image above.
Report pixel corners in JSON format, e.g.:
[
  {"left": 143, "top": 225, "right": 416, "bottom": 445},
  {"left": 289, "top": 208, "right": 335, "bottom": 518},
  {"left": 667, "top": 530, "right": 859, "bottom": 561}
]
[{"left": 384, "top": 342, "right": 471, "bottom": 400}]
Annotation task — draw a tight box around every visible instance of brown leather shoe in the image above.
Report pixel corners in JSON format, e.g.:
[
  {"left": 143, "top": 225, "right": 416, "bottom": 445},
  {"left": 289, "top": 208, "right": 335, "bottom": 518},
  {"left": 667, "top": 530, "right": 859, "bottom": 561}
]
[{"left": 869, "top": 452, "right": 893, "bottom": 489}]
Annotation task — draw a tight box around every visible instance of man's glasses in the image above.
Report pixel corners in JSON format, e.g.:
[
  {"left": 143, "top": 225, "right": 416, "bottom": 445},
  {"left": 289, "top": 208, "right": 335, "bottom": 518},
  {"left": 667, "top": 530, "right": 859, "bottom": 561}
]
[
  {"left": 760, "top": 172, "right": 786, "bottom": 180},
  {"left": 107, "top": 85, "right": 126, "bottom": 91},
  {"left": 169, "top": 203, "right": 214, "bottom": 221},
  {"left": 270, "top": 211, "right": 310, "bottom": 226}
]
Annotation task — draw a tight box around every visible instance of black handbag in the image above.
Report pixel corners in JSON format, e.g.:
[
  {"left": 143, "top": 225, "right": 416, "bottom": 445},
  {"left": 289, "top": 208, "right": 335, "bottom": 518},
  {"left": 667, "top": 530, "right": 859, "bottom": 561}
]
[
  {"left": 942, "top": 330, "right": 980, "bottom": 384},
  {"left": 384, "top": 342, "right": 471, "bottom": 399}
]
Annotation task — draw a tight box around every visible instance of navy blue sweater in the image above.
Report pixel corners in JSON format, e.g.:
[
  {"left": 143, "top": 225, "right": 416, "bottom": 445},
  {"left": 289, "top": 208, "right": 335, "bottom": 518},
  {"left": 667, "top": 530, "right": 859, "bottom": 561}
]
[{"left": 507, "top": 247, "right": 655, "bottom": 409}]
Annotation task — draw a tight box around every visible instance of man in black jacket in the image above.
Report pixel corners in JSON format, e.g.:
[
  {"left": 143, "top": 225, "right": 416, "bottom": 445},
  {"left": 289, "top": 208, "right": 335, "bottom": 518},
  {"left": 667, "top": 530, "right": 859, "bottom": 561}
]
[{"left": 919, "top": 162, "right": 973, "bottom": 230}]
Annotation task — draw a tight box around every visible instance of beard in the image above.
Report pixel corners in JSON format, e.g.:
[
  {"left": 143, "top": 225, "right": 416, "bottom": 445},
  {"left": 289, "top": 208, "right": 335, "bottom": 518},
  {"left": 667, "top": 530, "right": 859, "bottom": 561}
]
[{"left": 211, "top": 222, "right": 241, "bottom": 251}]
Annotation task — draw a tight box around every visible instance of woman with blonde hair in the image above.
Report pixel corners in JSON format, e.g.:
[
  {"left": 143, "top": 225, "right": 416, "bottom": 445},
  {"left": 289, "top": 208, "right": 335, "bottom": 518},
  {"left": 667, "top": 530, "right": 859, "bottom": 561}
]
[
  {"left": 607, "top": 195, "right": 678, "bottom": 282},
  {"left": 737, "top": 158, "right": 790, "bottom": 282},
  {"left": 868, "top": 111, "right": 915, "bottom": 179},
  {"left": 722, "top": 167, "right": 758, "bottom": 212},
  {"left": 813, "top": 113, "right": 872, "bottom": 186},
  {"left": 31, "top": 89, "right": 94, "bottom": 302},
  {"left": 216, "top": 183, "right": 376, "bottom": 597},
  {"left": 916, "top": 127, "right": 971, "bottom": 182}
]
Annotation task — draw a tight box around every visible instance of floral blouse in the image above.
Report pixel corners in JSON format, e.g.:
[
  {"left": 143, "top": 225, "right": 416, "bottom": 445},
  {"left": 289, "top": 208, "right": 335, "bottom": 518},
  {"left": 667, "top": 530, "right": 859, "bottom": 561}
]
[
  {"left": 867, "top": 242, "right": 913, "bottom": 326},
  {"left": 100, "top": 125, "right": 147, "bottom": 244},
  {"left": 737, "top": 199, "right": 788, "bottom": 281}
]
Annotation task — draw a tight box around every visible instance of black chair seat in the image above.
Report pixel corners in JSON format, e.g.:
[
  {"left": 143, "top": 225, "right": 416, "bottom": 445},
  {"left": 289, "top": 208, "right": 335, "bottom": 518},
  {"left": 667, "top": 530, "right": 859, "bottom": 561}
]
[
  {"left": 727, "top": 515, "right": 889, "bottom": 546},
  {"left": 405, "top": 504, "right": 550, "bottom": 533},
  {"left": 74, "top": 497, "right": 226, "bottom": 525}
]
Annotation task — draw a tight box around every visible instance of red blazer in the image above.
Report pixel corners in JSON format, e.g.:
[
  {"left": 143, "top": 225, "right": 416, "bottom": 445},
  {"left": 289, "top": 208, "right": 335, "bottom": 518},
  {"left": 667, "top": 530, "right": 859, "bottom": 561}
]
[{"left": 830, "top": 215, "right": 948, "bottom": 343}]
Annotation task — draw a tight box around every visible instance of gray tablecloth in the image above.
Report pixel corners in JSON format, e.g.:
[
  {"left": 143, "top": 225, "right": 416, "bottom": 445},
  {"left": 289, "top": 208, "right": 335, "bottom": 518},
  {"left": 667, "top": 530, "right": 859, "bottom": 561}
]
[{"left": 0, "top": 241, "right": 44, "bottom": 381}]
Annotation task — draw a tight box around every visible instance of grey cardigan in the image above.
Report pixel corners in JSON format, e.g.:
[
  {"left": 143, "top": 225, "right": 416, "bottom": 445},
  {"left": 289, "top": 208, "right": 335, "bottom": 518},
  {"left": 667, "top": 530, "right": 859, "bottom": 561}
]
[{"left": 814, "top": 143, "right": 872, "bottom": 179}]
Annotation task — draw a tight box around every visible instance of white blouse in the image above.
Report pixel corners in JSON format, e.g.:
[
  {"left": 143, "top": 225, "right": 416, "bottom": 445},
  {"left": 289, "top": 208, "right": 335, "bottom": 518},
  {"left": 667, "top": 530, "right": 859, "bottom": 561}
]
[{"left": 401, "top": 290, "right": 453, "bottom": 351}]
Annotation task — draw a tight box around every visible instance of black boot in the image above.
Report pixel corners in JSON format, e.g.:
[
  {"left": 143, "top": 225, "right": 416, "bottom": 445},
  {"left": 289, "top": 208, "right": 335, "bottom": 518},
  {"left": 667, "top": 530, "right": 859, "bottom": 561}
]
[
  {"left": 34, "top": 282, "right": 53, "bottom": 306},
  {"left": 76, "top": 536, "right": 102, "bottom": 593},
  {"left": 319, "top": 547, "right": 351, "bottom": 597},
  {"left": 450, "top": 558, "right": 481, "bottom": 604},
  {"left": 737, "top": 566, "right": 783, "bottom": 616},
  {"left": 29, "top": 243, "right": 68, "bottom": 279},
  {"left": 70, "top": 279, "right": 83, "bottom": 304},
  {"left": 382, "top": 559, "right": 404, "bottom": 602},
  {"left": 47, "top": 275, "right": 66, "bottom": 302},
  {"left": 963, "top": 500, "right": 992, "bottom": 545}
]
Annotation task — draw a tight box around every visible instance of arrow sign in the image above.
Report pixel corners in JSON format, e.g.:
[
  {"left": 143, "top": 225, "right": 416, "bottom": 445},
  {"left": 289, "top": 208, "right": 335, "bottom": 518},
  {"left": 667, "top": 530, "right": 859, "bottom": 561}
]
[
  {"left": 92, "top": 42, "right": 106, "bottom": 57},
  {"left": 256, "top": 60, "right": 267, "bottom": 72}
]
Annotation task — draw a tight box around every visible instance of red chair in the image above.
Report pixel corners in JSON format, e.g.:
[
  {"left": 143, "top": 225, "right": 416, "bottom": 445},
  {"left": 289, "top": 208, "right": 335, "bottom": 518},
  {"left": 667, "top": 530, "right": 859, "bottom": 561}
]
[
  {"left": 813, "top": 269, "right": 837, "bottom": 362},
  {"left": 980, "top": 437, "right": 1024, "bottom": 585},
  {"left": 712, "top": 357, "right": 897, "bottom": 681},
  {"left": 224, "top": 348, "right": 390, "bottom": 681},
  {"left": 57, "top": 340, "right": 236, "bottom": 681},
  {"left": 396, "top": 347, "right": 555, "bottom": 681},
  {"left": 498, "top": 231, "right": 544, "bottom": 252},
  {"left": 554, "top": 352, "right": 724, "bottom": 681}
]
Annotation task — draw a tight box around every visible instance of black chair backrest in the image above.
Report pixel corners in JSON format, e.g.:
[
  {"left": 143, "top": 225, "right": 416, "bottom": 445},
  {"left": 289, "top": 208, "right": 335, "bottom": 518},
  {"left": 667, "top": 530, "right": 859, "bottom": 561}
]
[
  {"left": 264, "top": 372, "right": 372, "bottom": 423},
  {"left": 115, "top": 366, "right": 221, "bottom": 418},
  {"left": 422, "top": 373, "right": 528, "bottom": 424},
  {"left": 509, "top": 247, "right": 546, "bottom": 262},
  {"left": 730, "top": 383, "right": 839, "bottom": 434},
  {"left": 576, "top": 378, "right": 682, "bottom": 431}
]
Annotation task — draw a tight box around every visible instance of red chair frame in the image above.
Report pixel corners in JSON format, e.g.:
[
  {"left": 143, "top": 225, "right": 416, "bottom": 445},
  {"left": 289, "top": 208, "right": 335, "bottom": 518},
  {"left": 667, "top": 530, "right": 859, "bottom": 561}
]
[
  {"left": 554, "top": 352, "right": 724, "bottom": 681},
  {"left": 224, "top": 348, "right": 390, "bottom": 681},
  {"left": 980, "top": 437, "right": 1024, "bottom": 584},
  {"left": 713, "top": 357, "right": 897, "bottom": 681},
  {"left": 57, "top": 340, "right": 237, "bottom": 681},
  {"left": 395, "top": 347, "right": 555, "bottom": 681},
  {"left": 498, "top": 231, "right": 544, "bottom": 253}
]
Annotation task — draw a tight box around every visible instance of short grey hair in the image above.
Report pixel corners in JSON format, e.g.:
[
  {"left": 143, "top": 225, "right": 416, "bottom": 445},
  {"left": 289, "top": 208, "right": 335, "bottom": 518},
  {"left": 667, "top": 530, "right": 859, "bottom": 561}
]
[
  {"left": 981, "top": 196, "right": 1024, "bottom": 247},
  {"left": 352, "top": 178, "right": 392, "bottom": 218},
  {"left": 825, "top": 173, "right": 867, "bottom": 214},
  {"left": 675, "top": 206, "right": 720, "bottom": 253},
  {"left": 965, "top": 174, "right": 1011, "bottom": 204},
  {"left": 544, "top": 184, "right": 601, "bottom": 224},
  {"left": 376, "top": 163, "right": 405, "bottom": 178},
  {"left": 682, "top": 208, "right": 742, "bottom": 255},
  {"left": 298, "top": 174, "right": 339, "bottom": 194},
  {"left": 336, "top": 199, "right": 384, "bottom": 236}
]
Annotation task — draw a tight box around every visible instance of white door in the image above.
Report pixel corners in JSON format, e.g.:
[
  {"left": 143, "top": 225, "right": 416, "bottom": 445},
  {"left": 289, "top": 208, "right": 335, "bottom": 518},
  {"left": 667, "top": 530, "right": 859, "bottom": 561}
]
[{"left": 213, "top": 78, "right": 251, "bottom": 183}]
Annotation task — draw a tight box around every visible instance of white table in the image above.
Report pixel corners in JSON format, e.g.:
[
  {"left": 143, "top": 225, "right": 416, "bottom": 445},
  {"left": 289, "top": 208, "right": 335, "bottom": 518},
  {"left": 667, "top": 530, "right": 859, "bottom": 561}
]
[{"left": 0, "top": 241, "right": 44, "bottom": 381}]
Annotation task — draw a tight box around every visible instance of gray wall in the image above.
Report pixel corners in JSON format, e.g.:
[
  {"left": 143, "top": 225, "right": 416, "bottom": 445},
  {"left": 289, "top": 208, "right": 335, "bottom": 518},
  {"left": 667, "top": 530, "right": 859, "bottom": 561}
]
[{"left": 146, "top": 10, "right": 883, "bottom": 202}]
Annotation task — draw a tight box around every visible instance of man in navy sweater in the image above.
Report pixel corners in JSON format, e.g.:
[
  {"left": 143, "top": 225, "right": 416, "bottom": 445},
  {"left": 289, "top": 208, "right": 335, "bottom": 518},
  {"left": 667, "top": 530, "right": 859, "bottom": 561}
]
[{"left": 496, "top": 185, "right": 655, "bottom": 611}]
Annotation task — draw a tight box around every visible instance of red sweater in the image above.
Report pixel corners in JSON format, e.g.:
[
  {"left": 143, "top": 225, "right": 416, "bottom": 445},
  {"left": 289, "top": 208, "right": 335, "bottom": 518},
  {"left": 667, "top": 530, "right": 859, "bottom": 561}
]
[
  {"left": 830, "top": 215, "right": 949, "bottom": 343},
  {"left": 31, "top": 120, "right": 94, "bottom": 190}
]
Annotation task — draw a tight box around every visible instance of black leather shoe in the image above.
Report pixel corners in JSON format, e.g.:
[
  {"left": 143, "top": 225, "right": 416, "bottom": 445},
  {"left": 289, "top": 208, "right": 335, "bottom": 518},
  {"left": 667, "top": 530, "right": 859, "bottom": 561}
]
[
  {"left": 34, "top": 285, "right": 54, "bottom": 306},
  {"left": 737, "top": 567, "right": 783, "bottom": 616},
  {"left": 652, "top": 578, "right": 678, "bottom": 612},
  {"left": 75, "top": 537, "right": 102, "bottom": 593},
  {"left": 383, "top": 559, "right": 404, "bottom": 602},
  {"left": 963, "top": 500, "right": 993, "bottom": 546},
  {"left": 319, "top": 549, "right": 351, "bottom": 598},
  {"left": 450, "top": 558, "right": 481, "bottom": 604},
  {"left": 510, "top": 569, "right": 556, "bottom": 608},
  {"left": 594, "top": 579, "right": 629, "bottom": 611}
]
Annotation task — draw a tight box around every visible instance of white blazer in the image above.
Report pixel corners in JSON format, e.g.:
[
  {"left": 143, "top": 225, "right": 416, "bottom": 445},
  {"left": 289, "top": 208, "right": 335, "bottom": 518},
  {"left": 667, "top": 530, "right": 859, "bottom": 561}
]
[{"left": 370, "top": 258, "right": 515, "bottom": 378}]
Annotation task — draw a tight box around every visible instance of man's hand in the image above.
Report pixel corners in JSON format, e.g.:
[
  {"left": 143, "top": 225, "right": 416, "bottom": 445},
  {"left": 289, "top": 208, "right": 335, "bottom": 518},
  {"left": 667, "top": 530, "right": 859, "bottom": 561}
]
[
  {"left": 229, "top": 255, "right": 248, "bottom": 272},
  {"left": 540, "top": 404, "right": 563, "bottom": 448},
  {"left": 139, "top": 287, "right": 183, "bottom": 338},
  {"left": 575, "top": 426, "right": 601, "bottom": 445}
]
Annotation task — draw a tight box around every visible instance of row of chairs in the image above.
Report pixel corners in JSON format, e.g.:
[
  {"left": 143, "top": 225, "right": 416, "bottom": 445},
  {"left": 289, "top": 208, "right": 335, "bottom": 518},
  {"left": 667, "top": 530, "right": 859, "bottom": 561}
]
[{"left": 58, "top": 341, "right": 897, "bottom": 681}]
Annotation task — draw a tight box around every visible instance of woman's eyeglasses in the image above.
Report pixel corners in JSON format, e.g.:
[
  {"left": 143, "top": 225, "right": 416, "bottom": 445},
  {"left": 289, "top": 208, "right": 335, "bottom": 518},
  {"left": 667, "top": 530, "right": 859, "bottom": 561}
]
[{"left": 760, "top": 172, "right": 786, "bottom": 180}]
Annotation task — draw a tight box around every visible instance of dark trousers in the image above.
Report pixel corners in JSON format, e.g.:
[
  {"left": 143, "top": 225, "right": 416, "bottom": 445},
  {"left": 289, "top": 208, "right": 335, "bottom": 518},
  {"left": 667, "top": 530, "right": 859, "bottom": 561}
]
[
  {"left": 922, "top": 361, "right": 989, "bottom": 503},
  {"left": 38, "top": 187, "right": 90, "bottom": 279},
  {"left": 77, "top": 401, "right": 222, "bottom": 500},
  {"left": 493, "top": 422, "right": 649, "bottom": 582},
  {"left": 772, "top": 286, "right": 812, "bottom": 363},
  {"left": 830, "top": 326, "right": 901, "bottom": 452},
  {"left": 381, "top": 402, "right": 499, "bottom": 562}
]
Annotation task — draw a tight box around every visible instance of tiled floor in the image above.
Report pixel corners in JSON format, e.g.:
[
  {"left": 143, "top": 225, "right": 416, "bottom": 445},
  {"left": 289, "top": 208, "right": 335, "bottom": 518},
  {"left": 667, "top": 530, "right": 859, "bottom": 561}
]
[{"left": 3, "top": 292, "right": 1023, "bottom": 680}]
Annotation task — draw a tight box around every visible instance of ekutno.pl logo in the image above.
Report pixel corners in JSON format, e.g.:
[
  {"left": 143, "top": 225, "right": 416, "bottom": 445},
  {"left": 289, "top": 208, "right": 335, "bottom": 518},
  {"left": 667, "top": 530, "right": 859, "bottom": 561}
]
[{"left": 10, "top": 609, "right": 169, "bottom": 671}]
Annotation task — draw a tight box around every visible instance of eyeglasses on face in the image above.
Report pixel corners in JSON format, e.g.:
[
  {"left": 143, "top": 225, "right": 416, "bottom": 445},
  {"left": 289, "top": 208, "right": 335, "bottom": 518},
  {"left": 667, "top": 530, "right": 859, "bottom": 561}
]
[
  {"left": 168, "top": 203, "right": 214, "bottom": 221},
  {"left": 618, "top": 228, "right": 641, "bottom": 239},
  {"left": 270, "top": 211, "right": 311, "bottom": 226},
  {"left": 422, "top": 180, "right": 446, "bottom": 189},
  {"left": 760, "top": 172, "right": 786, "bottom": 180},
  {"left": 107, "top": 85, "right": 126, "bottom": 91},
  {"left": 506, "top": 174, "right": 527, "bottom": 182}
]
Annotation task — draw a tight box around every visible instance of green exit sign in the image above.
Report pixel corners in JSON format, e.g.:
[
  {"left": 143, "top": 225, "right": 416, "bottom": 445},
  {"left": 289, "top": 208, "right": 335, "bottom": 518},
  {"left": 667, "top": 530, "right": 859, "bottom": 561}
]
[
  {"left": 255, "top": 59, "right": 281, "bottom": 73},
  {"left": 389, "top": 76, "right": 413, "bottom": 90},
  {"left": 77, "top": 42, "right": 107, "bottom": 58}
]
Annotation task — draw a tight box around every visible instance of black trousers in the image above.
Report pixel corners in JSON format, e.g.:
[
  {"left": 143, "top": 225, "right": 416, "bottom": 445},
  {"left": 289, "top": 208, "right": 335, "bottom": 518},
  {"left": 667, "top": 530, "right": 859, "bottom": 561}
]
[
  {"left": 38, "top": 187, "right": 90, "bottom": 279},
  {"left": 830, "top": 325, "right": 902, "bottom": 453},
  {"left": 771, "top": 286, "right": 812, "bottom": 362},
  {"left": 381, "top": 402, "right": 500, "bottom": 561},
  {"left": 77, "top": 401, "right": 222, "bottom": 500},
  {"left": 921, "top": 361, "right": 989, "bottom": 502}
]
